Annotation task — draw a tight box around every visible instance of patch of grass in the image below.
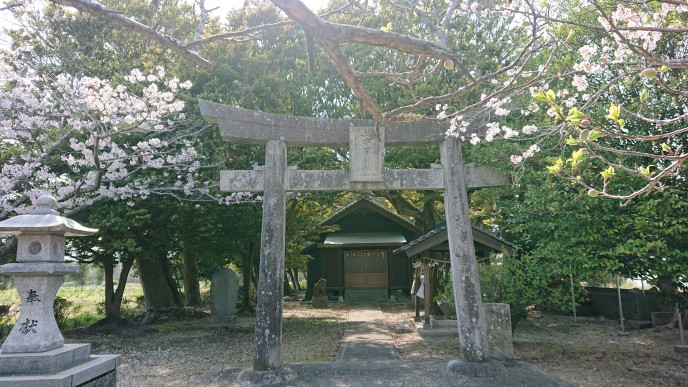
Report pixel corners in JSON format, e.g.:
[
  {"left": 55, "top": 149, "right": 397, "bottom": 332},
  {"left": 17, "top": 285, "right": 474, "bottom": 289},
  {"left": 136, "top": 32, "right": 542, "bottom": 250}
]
[
  {"left": 283, "top": 315, "right": 345, "bottom": 363},
  {"left": 58, "top": 283, "right": 144, "bottom": 315},
  {"left": 0, "top": 282, "right": 145, "bottom": 335},
  {"left": 0, "top": 289, "right": 18, "bottom": 304},
  {"left": 63, "top": 312, "right": 101, "bottom": 330}
]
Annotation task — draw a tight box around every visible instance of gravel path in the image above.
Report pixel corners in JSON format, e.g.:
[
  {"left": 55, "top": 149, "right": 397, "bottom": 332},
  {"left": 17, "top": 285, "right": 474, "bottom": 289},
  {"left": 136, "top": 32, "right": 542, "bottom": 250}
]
[{"left": 335, "top": 301, "right": 398, "bottom": 362}]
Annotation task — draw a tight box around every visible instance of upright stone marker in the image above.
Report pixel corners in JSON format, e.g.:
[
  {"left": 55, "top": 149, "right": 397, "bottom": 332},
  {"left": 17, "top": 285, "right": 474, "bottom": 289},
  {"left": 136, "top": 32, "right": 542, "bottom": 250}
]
[
  {"left": 200, "top": 100, "right": 509, "bottom": 373},
  {"left": 484, "top": 303, "right": 514, "bottom": 360},
  {"left": 0, "top": 194, "right": 120, "bottom": 386},
  {"left": 210, "top": 268, "right": 240, "bottom": 321},
  {"left": 311, "top": 278, "right": 328, "bottom": 309}
]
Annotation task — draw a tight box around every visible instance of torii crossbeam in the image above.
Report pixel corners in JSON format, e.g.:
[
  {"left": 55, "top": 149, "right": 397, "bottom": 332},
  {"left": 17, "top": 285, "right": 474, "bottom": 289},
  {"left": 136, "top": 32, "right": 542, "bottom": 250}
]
[{"left": 200, "top": 100, "right": 509, "bottom": 370}]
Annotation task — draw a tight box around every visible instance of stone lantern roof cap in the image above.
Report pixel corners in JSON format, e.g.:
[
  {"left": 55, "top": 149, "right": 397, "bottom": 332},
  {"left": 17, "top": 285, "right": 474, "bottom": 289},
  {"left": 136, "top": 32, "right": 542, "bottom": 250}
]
[{"left": 0, "top": 195, "right": 97, "bottom": 236}]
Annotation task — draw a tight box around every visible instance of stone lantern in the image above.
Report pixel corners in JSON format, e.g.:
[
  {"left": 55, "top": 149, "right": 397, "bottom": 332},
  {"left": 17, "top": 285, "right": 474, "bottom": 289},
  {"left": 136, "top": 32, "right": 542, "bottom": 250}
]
[{"left": 0, "top": 195, "right": 120, "bottom": 386}]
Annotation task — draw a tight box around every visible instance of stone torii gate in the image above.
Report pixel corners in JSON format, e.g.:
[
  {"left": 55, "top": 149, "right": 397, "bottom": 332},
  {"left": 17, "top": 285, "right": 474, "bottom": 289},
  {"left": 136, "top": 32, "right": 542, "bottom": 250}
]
[{"left": 200, "top": 100, "right": 509, "bottom": 372}]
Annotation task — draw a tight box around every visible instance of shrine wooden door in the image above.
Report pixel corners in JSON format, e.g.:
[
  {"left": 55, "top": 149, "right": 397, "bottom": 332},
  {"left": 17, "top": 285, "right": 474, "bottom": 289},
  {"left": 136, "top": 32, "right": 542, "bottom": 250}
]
[{"left": 344, "top": 250, "right": 388, "bottom": 289}]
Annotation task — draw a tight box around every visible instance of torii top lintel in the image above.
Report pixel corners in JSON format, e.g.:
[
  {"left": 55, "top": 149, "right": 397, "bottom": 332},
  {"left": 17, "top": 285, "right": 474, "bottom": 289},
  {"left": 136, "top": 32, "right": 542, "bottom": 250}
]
[{"left": 200, "top": 100, "right": 480, "bottom": 147}]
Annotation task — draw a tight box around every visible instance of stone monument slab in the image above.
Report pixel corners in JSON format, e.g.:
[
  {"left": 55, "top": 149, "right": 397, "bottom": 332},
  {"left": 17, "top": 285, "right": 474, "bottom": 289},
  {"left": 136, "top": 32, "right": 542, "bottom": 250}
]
[
  {"left": 485, "top": 303, "right": 514, "bottom": 360},
  {"left": 210, "top": 268, "right": 240, "bottom": 320}
]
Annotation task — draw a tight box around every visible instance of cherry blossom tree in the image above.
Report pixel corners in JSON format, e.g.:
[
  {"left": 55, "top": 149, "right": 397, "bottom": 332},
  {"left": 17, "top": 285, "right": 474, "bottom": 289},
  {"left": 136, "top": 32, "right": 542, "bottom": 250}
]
[{"left": 0, "top": 46, "right": 203, "bottom": 222}]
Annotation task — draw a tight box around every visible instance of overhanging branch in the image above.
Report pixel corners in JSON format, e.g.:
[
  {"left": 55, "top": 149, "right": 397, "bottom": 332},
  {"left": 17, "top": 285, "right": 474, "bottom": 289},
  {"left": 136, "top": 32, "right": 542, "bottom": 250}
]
[{"left": 50, "top": 0, "right": 213, "bottom": 70}]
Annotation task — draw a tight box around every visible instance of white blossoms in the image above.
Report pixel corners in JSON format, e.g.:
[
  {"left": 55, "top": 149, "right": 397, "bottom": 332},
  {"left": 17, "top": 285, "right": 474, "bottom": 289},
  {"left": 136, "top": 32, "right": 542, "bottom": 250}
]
[{"left": 511, "top": 144, "right": 541, "bottom": 165}]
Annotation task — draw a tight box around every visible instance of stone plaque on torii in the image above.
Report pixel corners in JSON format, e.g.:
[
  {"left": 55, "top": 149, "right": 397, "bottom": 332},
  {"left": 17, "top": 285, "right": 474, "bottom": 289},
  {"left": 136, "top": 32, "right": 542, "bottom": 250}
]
[{"left": 200, "top": 100, "right": 509, "bottom": 371}]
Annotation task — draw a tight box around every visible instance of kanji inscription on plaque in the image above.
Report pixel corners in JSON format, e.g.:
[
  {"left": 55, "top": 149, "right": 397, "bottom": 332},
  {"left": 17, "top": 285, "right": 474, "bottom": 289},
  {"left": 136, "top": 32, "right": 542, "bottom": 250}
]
[{"left": 349, "top": 125, "right": 384, "bottom": 182}]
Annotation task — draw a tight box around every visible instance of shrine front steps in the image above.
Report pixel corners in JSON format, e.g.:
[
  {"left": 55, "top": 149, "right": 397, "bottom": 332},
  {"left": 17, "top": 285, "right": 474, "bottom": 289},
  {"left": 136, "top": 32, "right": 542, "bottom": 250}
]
[{"left": 344, "top": 289, "right": 388, "bottom": 301}]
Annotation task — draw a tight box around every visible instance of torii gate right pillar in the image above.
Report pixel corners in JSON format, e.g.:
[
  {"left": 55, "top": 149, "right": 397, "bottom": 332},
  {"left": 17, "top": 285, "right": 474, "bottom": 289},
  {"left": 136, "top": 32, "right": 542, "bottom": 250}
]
[{"left": 441, "top": 138, "right": 488, "bottom": 363}]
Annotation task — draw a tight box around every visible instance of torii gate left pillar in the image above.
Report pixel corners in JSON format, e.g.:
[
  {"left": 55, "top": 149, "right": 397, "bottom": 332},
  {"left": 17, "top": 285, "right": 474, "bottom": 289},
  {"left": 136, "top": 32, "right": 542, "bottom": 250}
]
[
  {"left": 200, "top": 100, "right": 509, "bottom": 372},
  {"left": 254, "top": 139, "right": 287, "bottom": 370}
]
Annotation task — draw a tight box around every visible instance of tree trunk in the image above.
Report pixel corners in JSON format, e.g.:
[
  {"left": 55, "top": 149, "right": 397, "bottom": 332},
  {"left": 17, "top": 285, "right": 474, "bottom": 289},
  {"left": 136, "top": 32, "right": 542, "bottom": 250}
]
[
  {"left": 286, "top": 270, "right": 295, "bottom": 291},
  {"left": 291, "top": 269, "right": 301, "bottom": 291},
  {"left": 136, "top": 253, "right": 181, "bottom": 314},
  {"left": 238, "top": 241, "right": 256, "bottom": 315},
  {"left": 421, "top": 196, "right": 439, "bottom": 233},
  {"left": 182, "top": 246, "right": 202, "bottom": 307},
  {"left": 282, "top": 276, "right": 294, "bottom": 296},
  {"left": 103, "top": 261, "right": 119, "bottom": 320},
  {"left": 161, "top": 252, "right": 183, "bottom": 306},
  {"left": 102, "top": 258, "right": 134, "bottom": 320},
  {"left": 376, "top": 191, "right": 439, "bottom": 233}
]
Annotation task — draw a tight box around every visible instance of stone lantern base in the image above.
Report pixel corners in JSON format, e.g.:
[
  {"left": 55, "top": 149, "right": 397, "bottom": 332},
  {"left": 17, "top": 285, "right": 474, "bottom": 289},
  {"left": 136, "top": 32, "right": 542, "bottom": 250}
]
[{"left": 0, "top": 343, "right": 120, "bottom": 386}]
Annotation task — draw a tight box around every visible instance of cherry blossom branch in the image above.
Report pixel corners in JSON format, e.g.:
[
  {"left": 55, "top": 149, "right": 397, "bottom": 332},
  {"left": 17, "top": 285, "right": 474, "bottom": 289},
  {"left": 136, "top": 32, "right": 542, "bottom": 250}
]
[
  {"left": 589, "top": 141, "right": 687, "bottom": 162},
  {"left": 190, "top": 0, "right": 213, "bottom": 53},
  {"left": 0, "top": 1, "right": 22, "bottom": 11},
  {"left": 570, "top": 157, "right": 683, "bottom": 203},
  {"left": 540, "top": 15, "right": 688, "bottom": 34},
  {"left": 270, "top": 0, "right": 387, "bottom": 122},
  {"left": 270, "top": 0, "right": 475, "bottom": 91},
  {"left": 589, "top": 1, "right": 656, "bottom": 63},
  {"left": 388, "top": 36, "right": 547, "bottom": 120},
  {"left": 622, "top": 110, "right": 688, "bottom": 127}
]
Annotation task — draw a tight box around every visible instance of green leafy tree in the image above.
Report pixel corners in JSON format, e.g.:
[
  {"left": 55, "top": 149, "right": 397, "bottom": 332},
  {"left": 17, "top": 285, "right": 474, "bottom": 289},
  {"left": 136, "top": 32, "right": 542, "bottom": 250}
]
[{"left": 69, "top": 201, "right": 149, "bottom": 320}]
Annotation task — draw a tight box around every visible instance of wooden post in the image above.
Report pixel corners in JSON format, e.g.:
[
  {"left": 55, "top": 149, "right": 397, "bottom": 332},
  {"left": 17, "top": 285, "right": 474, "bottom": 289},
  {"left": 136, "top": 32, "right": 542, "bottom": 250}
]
[
  {"left": 253, "top": 140, "right": 287, "bottom": 371},
  {"left": 616, "top": 275, "right": 625, "bottom": 333},
  {"left": 440, "top": 138, "right": 488, "bottom": 363},
  {"left": 423, "top": 261, "right": 431, "bottom": 325},
  {"left": 413, "top": 268, "right": 421, "bottom": 322},
  {"left": 570, "top": 265, "right": 578, "bottom": 324}
]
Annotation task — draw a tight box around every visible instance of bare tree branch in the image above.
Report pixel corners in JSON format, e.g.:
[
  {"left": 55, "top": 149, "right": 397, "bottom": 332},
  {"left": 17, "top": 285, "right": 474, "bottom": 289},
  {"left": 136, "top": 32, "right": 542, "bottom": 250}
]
[
  {"left": 270, "top": 0, "right": 386, "bottom": 122},
  {"left": 186, "top": 19, "right": 293, "bottom": 49},
  {"left": 191, "top": 0, "right": 215, "bottom": 53},
  {"left": 49, "top": 0, "right": 213, "bottom": 69},
  {"left": 0, "top": 1, "right": 22, "bottom": 12},
  {"left": 186, "top": 2, "right": 353, "bottom": 48}
]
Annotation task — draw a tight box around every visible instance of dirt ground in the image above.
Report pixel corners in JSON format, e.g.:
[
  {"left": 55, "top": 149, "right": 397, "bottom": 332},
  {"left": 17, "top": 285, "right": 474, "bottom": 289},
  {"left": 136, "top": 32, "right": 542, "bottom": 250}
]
[
  {"left": 379, "top": 302, "right": 688, "bottom": 386},
  {"left": 63, "top": 298, "right": 688, "bottom": 386}
]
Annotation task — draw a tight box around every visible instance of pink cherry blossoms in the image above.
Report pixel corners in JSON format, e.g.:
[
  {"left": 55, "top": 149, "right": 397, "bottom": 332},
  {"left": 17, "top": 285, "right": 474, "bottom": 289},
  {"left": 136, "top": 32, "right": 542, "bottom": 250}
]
[
  {"left": 0, "top": 48, "right": 204, "bottom": 219},
  {"left": 437, "top": 0, "right": 688, "bottom": 200}
]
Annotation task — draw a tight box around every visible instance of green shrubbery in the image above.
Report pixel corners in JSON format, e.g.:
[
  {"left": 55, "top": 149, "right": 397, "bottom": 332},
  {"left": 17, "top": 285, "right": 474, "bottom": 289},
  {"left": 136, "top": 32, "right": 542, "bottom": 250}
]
[
  {"left": 0, "top": 304, "right": 12, "bottom": 338},
  {"left": 434, "top": 253, "right": 576, "bottom": 330},
  {"left": 53, "top": 296, "right": 101, "bottom": 329}
]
